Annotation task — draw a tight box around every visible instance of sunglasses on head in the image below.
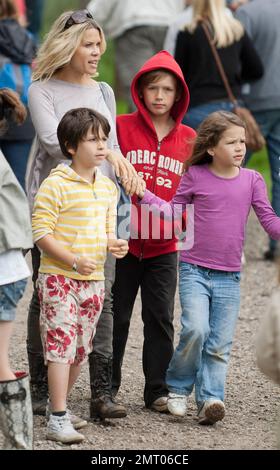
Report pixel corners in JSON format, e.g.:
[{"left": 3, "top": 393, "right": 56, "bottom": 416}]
[{"left": 64, "top": 10, "right": 94, "bottom": 30}]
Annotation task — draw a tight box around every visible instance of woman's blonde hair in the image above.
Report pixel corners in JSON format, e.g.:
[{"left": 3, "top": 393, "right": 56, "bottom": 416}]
[
  {"left": 185, "top": 0, "right": 244, "bottom": 47},
  {"left": 32, "top": 11, "right": 106, "bottom": 81},
  {"left": 184, "top": 111, "right": 245, "bottom": 171}
]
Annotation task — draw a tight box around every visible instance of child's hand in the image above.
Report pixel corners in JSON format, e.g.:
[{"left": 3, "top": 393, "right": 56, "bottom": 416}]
[
  {"left": 75, "top": 257, "right": 96, "bottom": 275},
  {"left": 121, "top": 175, "right": 146, "bottom": 197},
  {"left": 108, "top": 239, "right": 129, "bottom": 258},
  {"left": 107, "top": 150, "right": 137, "bottom": 180},
  {"left": 136, "top": 178, "right": 146, "bottom": 199},
  {"left": 120, "top": 174, "right": 139, "bottom": 196}
]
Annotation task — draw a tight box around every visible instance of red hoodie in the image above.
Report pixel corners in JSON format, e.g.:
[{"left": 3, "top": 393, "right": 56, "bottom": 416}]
[{"left": 117, "top": 50, "right": 196, "bottom": 259}]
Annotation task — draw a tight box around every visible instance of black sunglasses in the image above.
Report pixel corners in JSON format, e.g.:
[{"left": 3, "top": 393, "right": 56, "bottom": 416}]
[{"left": 64, "top": 10, "right": 94, "bottom": 30}]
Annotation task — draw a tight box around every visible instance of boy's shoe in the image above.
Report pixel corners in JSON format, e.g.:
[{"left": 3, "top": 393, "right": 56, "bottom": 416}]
[
  {"left": 46, "top": 413, "right": 85, "bottom": 444},
  {"left": 198, "top": 399, "right": 225, "bottom": 425},
  {"left": 150, "top": 396, "right": 168, "bottom": 412},
  {"left": 67, "top": 410, "right": 88, "bottom": 429},
  {"left": 46, "top": 401, "right": 87, "bottom": 430},
  {"left": 167, "top": 393, "right": 187, "bottom": 417}
]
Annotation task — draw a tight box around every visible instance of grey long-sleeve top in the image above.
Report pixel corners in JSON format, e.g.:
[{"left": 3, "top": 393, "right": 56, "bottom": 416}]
[{"left": 27, "top": 78, "right": 120, "bottom": 208}]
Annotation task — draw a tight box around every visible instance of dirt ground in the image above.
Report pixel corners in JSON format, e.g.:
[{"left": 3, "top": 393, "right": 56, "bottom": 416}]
[{"left": 2, "top": 212, "right": 280, "bottom": 451}]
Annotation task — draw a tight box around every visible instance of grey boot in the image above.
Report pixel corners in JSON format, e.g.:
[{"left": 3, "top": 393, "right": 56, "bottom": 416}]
[
  {"left": 0, "top": 372, "right": 33, "bottom": 449},
  {"left": 89, "top": 353, "right": 127, "bottom": 421},
  {"left": 27, "top": 352, "right": 48, "bottom": 415}
]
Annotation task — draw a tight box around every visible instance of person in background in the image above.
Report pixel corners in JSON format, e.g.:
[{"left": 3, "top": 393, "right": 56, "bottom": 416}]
[
  {"left": 226, "top": 0, "right": 248, "bottom": 12},
  {"left": 25, "top": 0, "right": 45, "bottom": 44},
  {"left": 163, "top": 0, "right": 234, "bottom": 56},
  {"left": 236, "top": 0, "right": 280, "bottom": 261},
  {"left": 0, "top": 0, "right": 36, "bottom": 190},
  {"left": 163, "top": 1, "right": 193, "bottom": 56},
  {"left": 112, "top": 50, "right": 196, "bottom": 412},
  {"left": 137, "top": 110, "right": 280, "bottom": 424},
  {"left": 0, "top": 88, "right": 33, "bottom": 449},
  {"left": 174, "top": 0, "right": 263, "bottom": 130},
  {"left": 32, "top": 108, "right": 128, "bottom": 444},
  {"left": 87, "top": 0, "right": 185, "bottom": 111},
  {"left": 13, "top": 0, "right": 26, "bottom": 26},
  {"left": 26, "top": 9, "right": 137, "bottom": 421}
]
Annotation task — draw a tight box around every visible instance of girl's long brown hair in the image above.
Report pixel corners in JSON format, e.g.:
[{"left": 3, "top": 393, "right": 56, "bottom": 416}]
[
  {"left": 0, "top": 88, "right": 27, "bottom": 134},
  {"left": 184, "top": 111, "right": 246, "bottom": 172}
]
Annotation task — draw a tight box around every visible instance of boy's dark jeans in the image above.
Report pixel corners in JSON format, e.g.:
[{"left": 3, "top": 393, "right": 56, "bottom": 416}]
[
  {"left": 27, "top": 246, "right": 116, "bottom": 402},
  {"left": 112, "top": 251, "right": 177, "bottom": 408}
]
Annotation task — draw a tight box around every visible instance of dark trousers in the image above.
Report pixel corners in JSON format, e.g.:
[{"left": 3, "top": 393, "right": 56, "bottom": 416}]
[
  {"left": 27, "top": 246, "right": 116, "bottom": 370},
  {"left": 112, "top": 251, "right": 177, "bottom": 407}
]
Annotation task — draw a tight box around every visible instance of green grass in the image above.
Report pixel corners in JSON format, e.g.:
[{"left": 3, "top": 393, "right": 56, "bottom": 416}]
[
  {"left": 41, "top": 0, "right": 79, "bottom": 37},
  {"left": 247, "top": 147, "right": 271, "bottom": 196}
]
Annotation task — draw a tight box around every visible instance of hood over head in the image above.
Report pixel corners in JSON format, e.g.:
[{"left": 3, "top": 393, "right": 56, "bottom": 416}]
[
  {"left": 131, "top": 50, "right": 190, "bottom": 132},
  {"left": 0, "top": 19, "right": 36, "bottom": 64}
]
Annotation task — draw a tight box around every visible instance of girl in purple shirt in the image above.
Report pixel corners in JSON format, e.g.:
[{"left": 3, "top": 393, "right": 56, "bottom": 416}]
[{"left": 138, "top": 111, "right": 280, "bottom": 425}]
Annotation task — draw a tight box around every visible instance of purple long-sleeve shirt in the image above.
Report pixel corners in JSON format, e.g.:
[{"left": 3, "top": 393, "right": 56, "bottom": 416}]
[{"left": 140, "top": 165, "right": 280, "bottom": 271}]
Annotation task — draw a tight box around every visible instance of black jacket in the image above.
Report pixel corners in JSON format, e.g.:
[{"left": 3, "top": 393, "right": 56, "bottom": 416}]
[
  {"left": 0, "top": 18, "right": 35, "bottom": 64},
  {"left": 0, "top": 19, "right": 36, "bottom": 141},
  {"left": 175, "top": 25, "right": 264, "bottom": 108}
]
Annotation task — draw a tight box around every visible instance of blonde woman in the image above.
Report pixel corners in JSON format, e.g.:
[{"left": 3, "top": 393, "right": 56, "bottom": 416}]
[
  {"left": 174, "top": 0, "right": 263, "bottom": 128},
  {"left": 26, "top": 9, "right": 137, "bottom": 424}
]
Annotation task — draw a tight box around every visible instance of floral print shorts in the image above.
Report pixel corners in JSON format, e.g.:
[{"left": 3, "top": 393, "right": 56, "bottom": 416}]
[{"left": 37, "top": 273, "right": 104, "bottom": 365}]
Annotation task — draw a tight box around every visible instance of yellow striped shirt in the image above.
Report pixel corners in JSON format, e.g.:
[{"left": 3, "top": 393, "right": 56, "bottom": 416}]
[{"left": 32, "top": 164, "right": 117, "bottom": 280}]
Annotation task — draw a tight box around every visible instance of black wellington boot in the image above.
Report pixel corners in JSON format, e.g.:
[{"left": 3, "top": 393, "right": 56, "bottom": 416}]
[
  {"left": 27, "top": 285, "right": 48, "bottom": 415},
  {"left": 89, "top": 353, "right": 127, "bottom": 421},
  {"left": 27, "top": 351, "right": 48, "bottom": 415}
]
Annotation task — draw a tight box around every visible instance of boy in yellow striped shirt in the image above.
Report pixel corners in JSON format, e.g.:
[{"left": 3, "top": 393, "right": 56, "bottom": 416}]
[{"left": 32, "top": 108, "right": 128, "bottom": 444}]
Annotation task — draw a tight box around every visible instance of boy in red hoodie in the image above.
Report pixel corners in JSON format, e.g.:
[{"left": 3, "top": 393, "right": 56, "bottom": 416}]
[{"left": 112, "top": 50, "right": 196, "bottom": 412}]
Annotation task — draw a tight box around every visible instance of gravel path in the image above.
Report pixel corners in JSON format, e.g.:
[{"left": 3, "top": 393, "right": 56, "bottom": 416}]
[{"left": 2, "top": 212, "right": 280, "bottom": 450}]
